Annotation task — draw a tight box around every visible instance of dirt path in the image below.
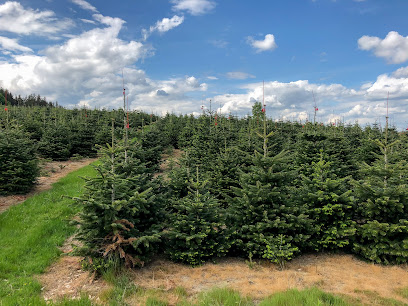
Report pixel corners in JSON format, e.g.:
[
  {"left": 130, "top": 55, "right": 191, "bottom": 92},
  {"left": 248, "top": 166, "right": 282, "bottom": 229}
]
[
  {"left": 128, "top": 254, "right": 408, "bottom": 304},
  {"left": 39, "top": 253, "right": 408, "bottom": 305},
  {"left": 153, "top": 148, "right": 183, "bottom": 180},
  {"left": 0, "top": 158, "right": 97, "bottom": 214}
]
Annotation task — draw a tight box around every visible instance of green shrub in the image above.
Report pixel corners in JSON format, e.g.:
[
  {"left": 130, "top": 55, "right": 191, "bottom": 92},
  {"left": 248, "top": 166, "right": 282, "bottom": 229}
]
[
  {"left": 38, "top": 125, "right": 71, "bottom": 160},
  {"left": 0, "top": 128, "right": 39, "bottom": 195}
]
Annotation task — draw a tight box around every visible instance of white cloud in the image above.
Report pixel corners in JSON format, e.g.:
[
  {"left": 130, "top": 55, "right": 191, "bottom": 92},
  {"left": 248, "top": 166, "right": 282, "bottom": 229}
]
[
  {"left": 205, "top": 67, "right": 408, "bottom": 129},
  {"left": 71, "top": 0, "right": 98, "bottom": 13},
  {"left": 0, "top": 8, "right": 208, "bottom": 116},
  {"left": 0, "top": 1, "right": 73, "bottom": 36},
  {"left": 0, "top": 36, "right": 32, "bottom": 52},
  {"left": 248, "top": 34, "right": 277, "bottom": 53},
  {"left": 358, "top": 31, "right": 408, "bottom": 64},
  {"left": 0, "top": 13, "right": 149, "bottom": 97},
  {"left": 81, "top": 18, "right": 96, "bottom": 24},
  {"left": 171, "top": 0, "right": 216, "bottom": 15},
  {"left": 226, "top": 71, "right": 255, "bottom": 80},
  {"left": 207, "top": 76, "right": 218, "bottom": 80},
  {"left": 392, "top": 66, "right": 408, "bottom": 78},
  {"left": 142, "top": 15, "right": 184, "bottom": 40}
]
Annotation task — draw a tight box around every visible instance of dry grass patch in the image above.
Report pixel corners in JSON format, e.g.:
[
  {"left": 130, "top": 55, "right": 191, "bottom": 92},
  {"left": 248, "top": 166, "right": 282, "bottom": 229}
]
[{"left": 126, "top": 254, "right": 408, "bottom": 304}]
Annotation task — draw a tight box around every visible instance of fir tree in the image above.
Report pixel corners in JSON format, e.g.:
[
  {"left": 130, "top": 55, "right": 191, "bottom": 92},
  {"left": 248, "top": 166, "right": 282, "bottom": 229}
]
[
  {"left": 353, "top": 137, "right": 408, "bottom": 264},
  {"left": 0, "top": 128, "right": 39, "bottom": 195},
  {"left": 228, "top": 150, "right": 310, "bottom": 259},
  {"left": 38, "top": 124, "right": 71, "bottom": 160},
  {"left": 228, "top": 114, "right": 310, "bottom": 260},
  {"left": 298, "top": 152, "right": 355, "bottom": 252},
  {"left": 74, "top": 138, "right": 164, "bottom": 268},
  {"left": 165, "top": 168, "right": 230, "bottom": 266}
]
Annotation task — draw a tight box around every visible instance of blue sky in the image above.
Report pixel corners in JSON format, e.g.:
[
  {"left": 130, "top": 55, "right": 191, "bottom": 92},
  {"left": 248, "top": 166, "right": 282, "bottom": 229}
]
[{"left": 1, "top": 0, "right": 408, "bottom": 129}]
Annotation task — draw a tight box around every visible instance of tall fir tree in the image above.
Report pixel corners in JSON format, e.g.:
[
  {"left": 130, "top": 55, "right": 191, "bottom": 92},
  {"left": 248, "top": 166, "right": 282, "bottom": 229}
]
[
  {"left": 228, "top": 111, "right": 310, "bottom": 261},
  {"left": 297, "top": 152, "right": 355, "bottom": 252},
  {"left": 74, "top": 138, "right": 164, "bottom": 268},
  {"left": 353, "top": 135, "right": 408, "bottom": 264},
  {"left": 165, "top": 168, "right": 230, "bottom": 266},
  {"left": 0, "top": 127, "right": 39, "bottom": 195}
]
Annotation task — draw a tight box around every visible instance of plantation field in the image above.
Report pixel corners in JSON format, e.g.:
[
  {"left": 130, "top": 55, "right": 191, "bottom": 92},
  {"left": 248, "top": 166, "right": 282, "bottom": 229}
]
[
  {"left": 2, "top": 104, "right": 408, "bottom": 304},
  {"left": 0, "top": 158, "right": 96, "bottom": 213}
]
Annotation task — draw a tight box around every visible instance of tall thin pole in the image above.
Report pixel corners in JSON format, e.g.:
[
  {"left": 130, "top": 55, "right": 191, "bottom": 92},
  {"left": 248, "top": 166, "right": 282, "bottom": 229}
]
[
  {"left": 122, "top": 70, "right": 128, "bottom": 163},
  {"left": 263, "top": 81, "right": 267, "bottom": 157},
  {"left": 5, "top": 90, "right": 9, "bottom": 129},
  {"left": 111, "top": 118, "right": 115, "bottom": 204},
  {"left": 312, "top": 91, "right": 317, "bottom": 124},
  {"left": 386, "top": 91, "right": 389, "bottom": 137},
  {"left": 384, "top": 92, "right": 389, "bottom": 185}
]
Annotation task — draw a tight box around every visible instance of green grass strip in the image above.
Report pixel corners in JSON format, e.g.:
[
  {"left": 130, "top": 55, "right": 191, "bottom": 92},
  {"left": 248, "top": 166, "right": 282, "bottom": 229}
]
[{"left": 0, "top": 163, "right": 97, "bottom": 305}]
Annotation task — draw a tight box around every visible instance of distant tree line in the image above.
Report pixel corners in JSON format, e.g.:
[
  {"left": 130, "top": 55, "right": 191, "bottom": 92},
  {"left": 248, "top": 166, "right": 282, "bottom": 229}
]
[{"left": 0, "top": 88, "right": 58, "bottom": 107}]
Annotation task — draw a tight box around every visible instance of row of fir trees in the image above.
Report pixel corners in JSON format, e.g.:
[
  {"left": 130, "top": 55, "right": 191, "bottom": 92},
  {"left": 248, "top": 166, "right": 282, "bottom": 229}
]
[
  {"left": 70, "top": 104, "right": 408, "bottom": 270},
  {"left": 0, "top": 104, "right": 158, "bottom": 195}
]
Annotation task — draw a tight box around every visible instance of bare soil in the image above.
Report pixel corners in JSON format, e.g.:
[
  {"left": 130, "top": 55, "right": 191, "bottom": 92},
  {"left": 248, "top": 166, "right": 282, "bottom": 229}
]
[
  {"left": 38, "top": 255, "right": 110, "bottom": 303},
  {"left": 0, "top": 158, "right": 97, "bottom": 214},
  {"left": 39, "top": 253, "right": 408, "bottom": 305},
  {"left": 153, "top": 149, "right": 183, "bottom": 180}
]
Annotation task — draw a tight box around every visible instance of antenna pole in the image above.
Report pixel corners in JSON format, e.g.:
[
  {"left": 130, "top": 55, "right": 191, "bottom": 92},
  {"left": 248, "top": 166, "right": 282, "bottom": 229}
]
[
  {"left": 122, "top": 70, "right": 128, "bottom": 163},
  {"left": 312, "top": 91, "right": 317, "bottom": 124},
  {"left": 385, "top": 91, "right": 389, "bottom": 143}
]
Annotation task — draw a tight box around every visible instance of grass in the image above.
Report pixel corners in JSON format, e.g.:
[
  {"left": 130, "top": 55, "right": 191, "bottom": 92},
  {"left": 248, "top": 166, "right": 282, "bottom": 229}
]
[
  {"left": 198, "top": 288, "right": 253, "bottom": 306},
  {"left": 0, "top": 163, "right": 97, "bottom": 305},
  {"left": 99, "top": 268, "right": 139, "bottom": 305},
  {"left": 396, "top": 287, "right": 408, "bottom": 299},
  {"left": 118, "top": 286, "right": 352, "bottom": 306},
  {"left": 260, "top": 288, "right": 350, "bottom": 306},
  {"left": 354, "top": 289, "right": 406, "bottom": 306}
]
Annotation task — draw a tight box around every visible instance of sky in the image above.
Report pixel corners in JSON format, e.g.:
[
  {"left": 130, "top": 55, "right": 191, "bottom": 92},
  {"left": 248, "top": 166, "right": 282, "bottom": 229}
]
[{"left": 1, "top": 0, "right": 408, "bottom": 129}]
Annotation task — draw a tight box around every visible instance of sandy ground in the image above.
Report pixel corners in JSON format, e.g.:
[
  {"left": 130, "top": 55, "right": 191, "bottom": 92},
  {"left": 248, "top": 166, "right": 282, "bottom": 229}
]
[
  {"left": 153, "top": 149, "right": 183, "bottom": 180},
  {"left": 38, "top": 253, "right": 408, "bottom": 305},
  {"left": 0, "top": 158, "right": 97, "bottom": 213}
]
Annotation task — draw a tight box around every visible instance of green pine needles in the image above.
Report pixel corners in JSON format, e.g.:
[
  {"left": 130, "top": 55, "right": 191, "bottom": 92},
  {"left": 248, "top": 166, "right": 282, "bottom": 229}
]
[
  {"left": 165, "top": 167, "right": 230, "bottom": 266},
  {"left": 74, "top": 138, "right": 164, "bottom": 270},
  {"left": 0, "top": 127, "right": 39, "bottom": 195},
  {"left": 353, "top": 138, "right": 408, "bottom": 264}
]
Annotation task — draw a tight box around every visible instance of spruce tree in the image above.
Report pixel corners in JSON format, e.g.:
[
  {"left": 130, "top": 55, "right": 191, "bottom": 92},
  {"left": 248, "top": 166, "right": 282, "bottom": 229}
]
[
  {"left": 298, "top": 152, "right": 355, "bottom": 252},
  {"left": 74, "top": 138, "right": 164, "bottom": 268},
  {"left": 38, "top": 124, "right": 71, "bottom": 160},
  {"left": 165, "top": 168, "right": 230, "bottom": 266},
  {"left": 353, "top": 137, "right": 408, "bottom": 264},
  {"left": 0, "top": 128, "right": 39, "bottom": 195},
  {"left": 228, "top": 112, "right": 310, "bottom": 261}
]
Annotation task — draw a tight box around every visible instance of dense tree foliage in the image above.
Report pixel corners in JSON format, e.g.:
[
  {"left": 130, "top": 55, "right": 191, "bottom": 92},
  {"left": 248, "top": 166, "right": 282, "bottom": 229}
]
[
  {"left": 2, "top": 88, "right": 408, "bottom": 266},
  {"left": 0, "top": 127, "right": 39, "bottom": 195}
]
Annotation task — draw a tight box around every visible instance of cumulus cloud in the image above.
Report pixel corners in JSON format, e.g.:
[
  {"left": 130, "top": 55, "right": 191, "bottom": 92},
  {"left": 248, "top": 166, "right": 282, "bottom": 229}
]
[
  {"left": 71, "top": 0, "right": 98, "bottom": 13},
  {"left": 0, "top": 36, "right": 32, "bottom": 52},
  {"left": 0, "top": 1, "right": 73, "bottom": 36},
  {"left": 358, "top": 31, "right": 408, "bottom": 64},
  {"left": 226, "top": 71, "right": 255, "bottom": 80},
  {"left": 171, "top": 0, "right": 216, "bottom": 15},
  {"left": 248, "top": 34, "right": 277, "bottom": 53},
  {"left": 142, "top": 15, "right": 184, "bottom": 40},
  {"left": 0, "top": 13, "right": 149, "bottom": 97},
  {"left": 206, "top": 68, "right": 408, "bottom": 128}
]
